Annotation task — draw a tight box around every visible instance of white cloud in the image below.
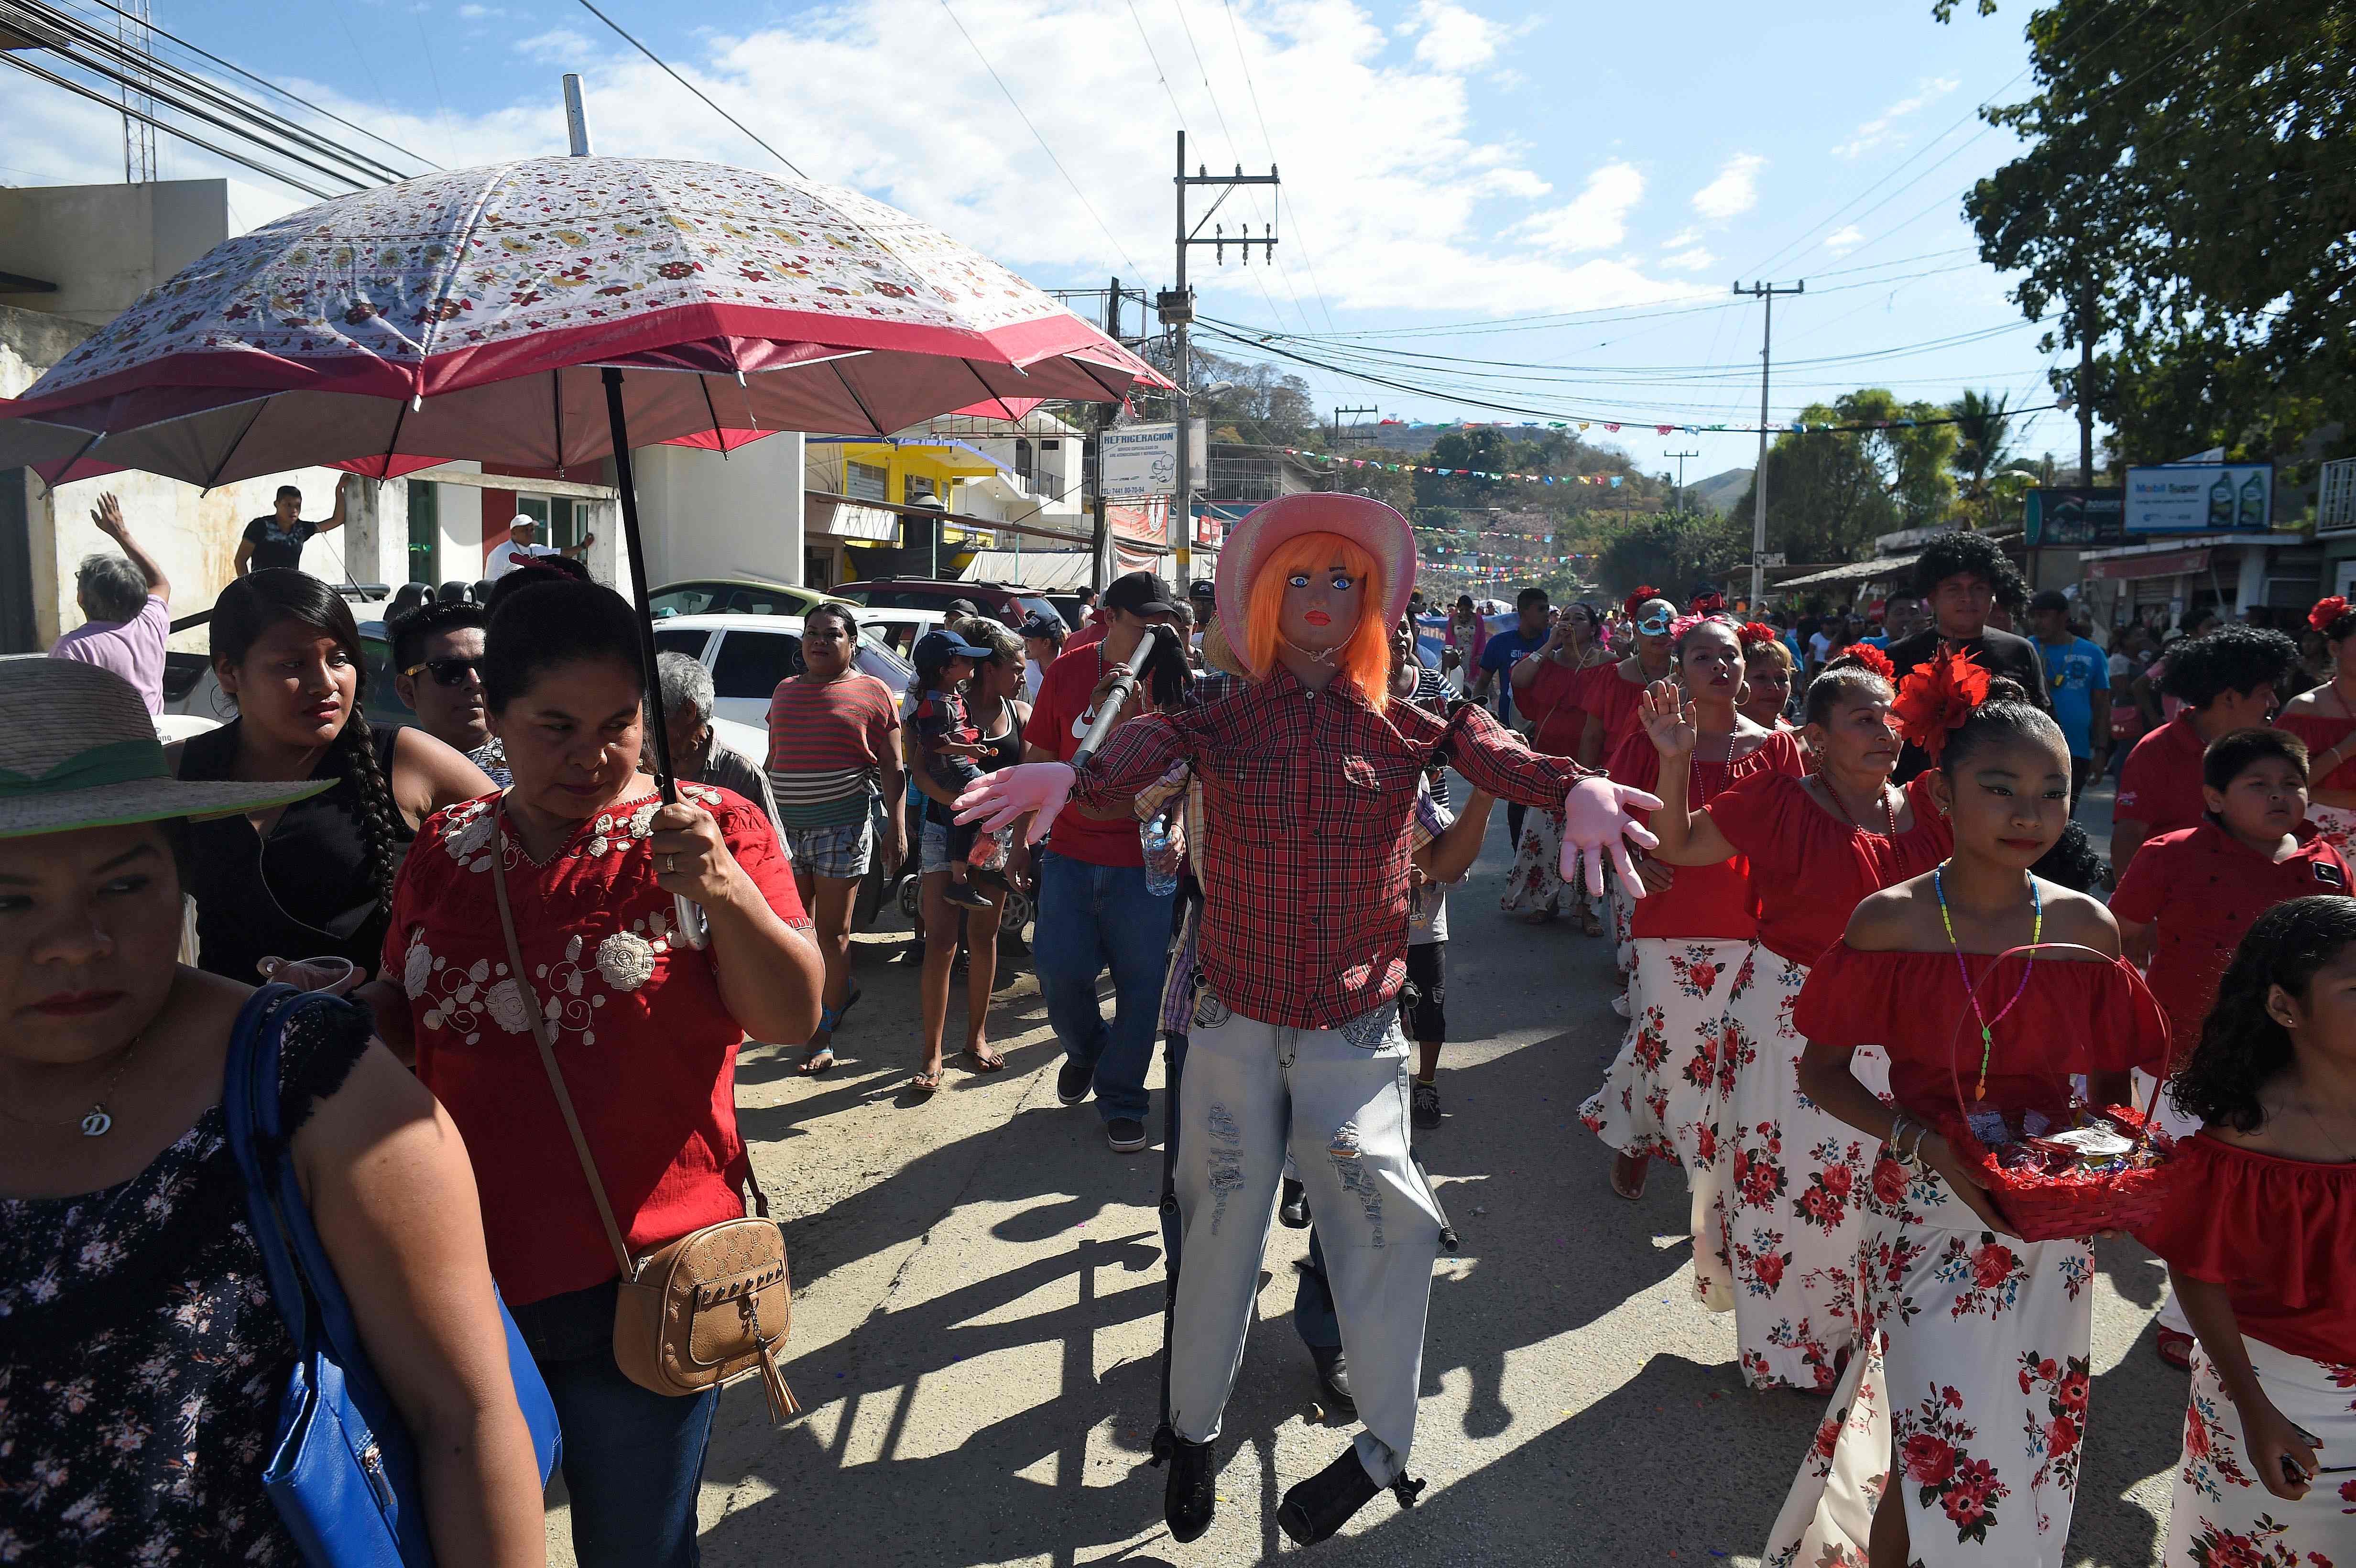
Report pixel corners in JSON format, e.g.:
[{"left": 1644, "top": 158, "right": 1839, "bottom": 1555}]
[
  {"left": 456, "top": 3, "right": 504, "bottom": 17},
  {"left": 1660, "top": 246, "right": 1714, "bottom": 272},
  {"left": 516, "top": 27, "right": 594, "bottom": 64},
  {"left": 1824, "top": 225, "right": 1865, "bottom": 254},
  {"left": 1409, "top": 0, "right": 1505, "bottom": 71},
  {"left": 0, "top": 0, "right": 1711, "bottom": 317},
  {"left": 1661, "top": 226, "right": 1702, "bottom": 249},
  {"left": 1515, "top": 161, "right": 1645, "bottom": 252},
  {"left": 1832, "top": 76, "right": 1960, "bottom": 159},
  {"left": 1691, "top": 153, "right": 1765, "bottom": 222}
]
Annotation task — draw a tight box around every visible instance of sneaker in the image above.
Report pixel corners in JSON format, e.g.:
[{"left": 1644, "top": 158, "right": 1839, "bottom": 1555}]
[
  {"left": 1310, "top": 1344, "right": 1357, "bottom": 1421},
  {"left": 1107, "top": 1117, "right": 1148, "bottom": 1153},
  {"left": 1411, "top": 1079, "right": 1440, "bottom": 1130},
  {"left": 1276, "top": 1446, "right": 1383, "bottom": 1546},
  {"left": 1162, "top": 1434, "right": 1217, "bottom": 1543},
  {"left": 1279, "top": 1176, "right": 1310, "bottom": 1229},
  {"left": 1056, "top": 1056, "right": 1094, "bottom": 1105},
  {"left": 942, "top": 879, "right": 992, "bottom": 910}
]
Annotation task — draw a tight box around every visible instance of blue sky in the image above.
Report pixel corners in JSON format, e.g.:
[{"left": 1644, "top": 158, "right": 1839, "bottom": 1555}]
[{"left": 4, "top": 0, "right": 2083, "bottom": 481}]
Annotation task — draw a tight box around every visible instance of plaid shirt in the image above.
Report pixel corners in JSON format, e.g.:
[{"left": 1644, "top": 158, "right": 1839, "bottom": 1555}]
[{"left": 1076, "top": 663, "right": 1587, "bottom": 1028}]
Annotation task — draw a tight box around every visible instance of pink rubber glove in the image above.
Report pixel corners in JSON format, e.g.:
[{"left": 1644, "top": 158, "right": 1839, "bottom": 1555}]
[
  {"left": 954, "top": 762, "right": 1076, "bottom": 845},
  {"left": 1561, "top": 776, "right": 1664, "bottom": 899}
]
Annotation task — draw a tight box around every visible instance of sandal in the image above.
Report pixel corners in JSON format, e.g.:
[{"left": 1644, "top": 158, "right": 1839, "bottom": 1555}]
[
  {"left": 2155, "top": 1328, "right": 2196, "bottom": 1371},
  {"left": 798, "top": 1045, "right": 837, "bottom": 1076},
  {"left": 1610, "top": 1150, "right": 1649, "bottom": 1201},
  {"left": 1579, "top": 907, "right": 1604, "bottom": 938},
  {"left": 910, "top": 1067, "right": 943, "bottom": 1096},
  {"left": 817, "top": 984, "right": 863, "bottom": 1036},
  {"left": 960, "top": 1046, "right": 1007, "bottom": 1073}
]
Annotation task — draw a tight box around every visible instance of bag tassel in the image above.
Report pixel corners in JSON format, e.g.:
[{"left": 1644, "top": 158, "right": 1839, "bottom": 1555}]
[{"left": 759, "top": 1342, "right": 800, "bottom": 1424}]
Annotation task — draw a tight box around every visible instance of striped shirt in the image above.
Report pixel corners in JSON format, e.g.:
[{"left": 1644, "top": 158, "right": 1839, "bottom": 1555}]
[{"left": 765, "top": 672, "right": 899, "bottom": 828}]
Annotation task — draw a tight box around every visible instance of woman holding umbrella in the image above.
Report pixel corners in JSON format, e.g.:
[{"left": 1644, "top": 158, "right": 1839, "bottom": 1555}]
[{"left": 359, "top": 578, "right": 822, "bottom": 1568}]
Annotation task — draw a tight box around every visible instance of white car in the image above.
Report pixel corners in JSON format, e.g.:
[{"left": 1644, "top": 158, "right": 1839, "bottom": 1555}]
[
  {"left": 857, "top": 607, "right": 949, "bottom": 664},
  {"left": 650, "top": 613, "right": 914, "bottom": 732}
]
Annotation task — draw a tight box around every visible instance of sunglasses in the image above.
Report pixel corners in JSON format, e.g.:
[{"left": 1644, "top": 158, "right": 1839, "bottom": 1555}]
[
  {"left": 404, "top": 655, "right": 483, "bottom": 687},
  {"left": 1636, "top": 613, "right": 1674, "bottom": 636}
]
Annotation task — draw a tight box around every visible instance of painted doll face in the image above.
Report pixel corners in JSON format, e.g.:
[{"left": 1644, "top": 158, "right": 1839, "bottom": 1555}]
[{"left": 1282, "top": 555, "right": 1364, "bottom": 656}]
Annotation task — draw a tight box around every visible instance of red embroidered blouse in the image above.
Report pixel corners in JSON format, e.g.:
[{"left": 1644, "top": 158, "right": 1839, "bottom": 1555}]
[
  {"left": 1702, "top": 770, "right": 1954, "bottom": 967},
  {"left": 1609, "top": 728, "right": 1808, "bottom": 940},
  {"left": 2277, "top": 710, "right": 2356, "bottom": 793},
  {"left": 1794, "top": 942, "right": 2169, "bottom": 1122},
  {"left": 2135, "top": 1134, "right": 2356, "bottom": 1364},
  {"left": 382, "top": 785, "right": 810, "bottom": 1307}
]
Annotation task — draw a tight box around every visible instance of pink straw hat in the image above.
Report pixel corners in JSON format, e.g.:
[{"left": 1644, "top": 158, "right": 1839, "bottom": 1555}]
[{"left": 1213, "top": 493, "right": 1416, "bottom": 639}]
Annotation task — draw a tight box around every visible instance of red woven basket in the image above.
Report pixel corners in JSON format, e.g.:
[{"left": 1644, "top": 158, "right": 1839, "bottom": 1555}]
[{"left": 1942, "top": 942, "right": 2184, "bottom": 1245}]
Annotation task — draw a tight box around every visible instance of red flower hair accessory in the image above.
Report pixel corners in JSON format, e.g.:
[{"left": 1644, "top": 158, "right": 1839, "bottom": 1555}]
[
  {"left": 2311, "top": 596, "right": 2351, "bottom": 632},
  {"left": 1623, "top": 585, "right": 1663, "bottom": 621},
  {"left": 1689, "top": 589, "right": 1727, "bottom": 616},
  {"left": 1892, "top": 646, "right": 1992, "bottom": 764},
  {"left": 1834, "top": 643, "right": 1896, "bottom": 681},
  {"left": 1736, "top": 621, "right": 1778, "bottom": 650}
]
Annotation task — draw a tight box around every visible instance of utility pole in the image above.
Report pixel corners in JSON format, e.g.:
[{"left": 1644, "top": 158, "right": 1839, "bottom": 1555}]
[
  {"left": 1163, "top": 129, "right": 1277, "bottom": 580},
  {"left": 1331, "top": 404, "right": 1377, "bottom": 449},
  {"left": 1091, "top": 278, "right": 1121, "bottom": 594},
  {"left": 1734, "top": 279, "right": 1804, "bottom": 610},
  {"left": 2076, "top": 283, "right": 2096, "bottom": 487},
  {"left": 1665, "top": 447, "right": 1701, "bottom": 512}
]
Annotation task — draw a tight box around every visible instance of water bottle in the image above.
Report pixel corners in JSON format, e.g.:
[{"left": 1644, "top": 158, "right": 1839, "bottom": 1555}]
[{"left": 1141, "top": 812, "right": 1180, "bottom": 897}]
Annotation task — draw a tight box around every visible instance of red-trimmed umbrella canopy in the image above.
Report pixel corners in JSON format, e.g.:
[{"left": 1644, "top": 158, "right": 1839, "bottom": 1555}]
[{"left": 0, "top": 156, "right": 1162, "bottom": 485}]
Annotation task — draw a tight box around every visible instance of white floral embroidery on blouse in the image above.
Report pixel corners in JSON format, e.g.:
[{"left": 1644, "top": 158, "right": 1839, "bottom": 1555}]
[{"left": 401, "top": 915, "right": 676, "bottom": 1050}]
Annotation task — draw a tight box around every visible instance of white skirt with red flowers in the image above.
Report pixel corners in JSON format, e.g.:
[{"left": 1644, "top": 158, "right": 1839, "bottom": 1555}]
[
  {"left": 2166, "top": 1333, "right": 2356, "bottom": 1568},
  {"left": 1763, "top": 1153, "right": 2096, "bottom": 1568},
  {"left": 1582, "top": 936, "right": 1751, "bottom": 1309},
  {"left": 1721, "top": 950, "right": 1890, "bottom": 1391}
]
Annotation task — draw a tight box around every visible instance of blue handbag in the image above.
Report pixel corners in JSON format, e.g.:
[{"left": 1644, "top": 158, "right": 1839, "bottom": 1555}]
[{"left": 224, "top": 983, "right": 563, "bottom": 1566}]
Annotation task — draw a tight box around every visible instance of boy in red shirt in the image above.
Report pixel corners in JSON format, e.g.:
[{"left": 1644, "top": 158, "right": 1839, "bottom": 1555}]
[
  {"left": 2112, "top": 623, "right": 2296, "bottom": 873},
  {"left": 2109, "top": 726, "right": 2352, "bottom": 1366}
]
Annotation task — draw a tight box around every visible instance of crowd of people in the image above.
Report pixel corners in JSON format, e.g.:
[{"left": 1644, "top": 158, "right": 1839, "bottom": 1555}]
[{"left": 4, "top": 485, "right": 2351, "bottom": 1568}]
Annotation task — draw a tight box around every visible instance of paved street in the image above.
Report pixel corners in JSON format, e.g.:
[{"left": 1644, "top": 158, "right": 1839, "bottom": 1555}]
[{"left": 548, "top": 774, "right": 2186, "bottom": 1565}]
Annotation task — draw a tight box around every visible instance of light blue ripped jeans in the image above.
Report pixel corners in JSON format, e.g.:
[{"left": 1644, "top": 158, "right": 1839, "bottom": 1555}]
[{"left": 1167, "top": 986, "right": 1444, "bottom": 1485}]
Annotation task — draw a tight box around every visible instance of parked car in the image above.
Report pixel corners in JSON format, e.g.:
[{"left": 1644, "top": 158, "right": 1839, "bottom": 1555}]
[
  {"left": 859, "top": 607, "right": 948, "bottom": 664},
  {"left": 1045, "top": 593, "right": 1086, "bottom": 632},
  {"left": 649, "top": 613, "right": 913, "bottom": 730},
  {"left": 837, "top": 577, "right": 1061, "bottom": 631},
  {"left": 650, "top": 578, "right": 854, "bottom": 620}
]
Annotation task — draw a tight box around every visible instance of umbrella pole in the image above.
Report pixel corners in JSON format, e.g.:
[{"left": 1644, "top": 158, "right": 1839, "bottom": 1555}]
[{"left": 602, "top": 365, "right": 710, "bottom": 949}]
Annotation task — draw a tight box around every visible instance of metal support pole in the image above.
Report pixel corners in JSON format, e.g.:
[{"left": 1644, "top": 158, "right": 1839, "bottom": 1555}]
[
  {"left": 562, "top": 74, "right": 592, "bottom": 156},
  {"left": 1666, "top": 447, "right": 1700, "bottom": 513},
  {"left": 1735, "top": 279, "right": 1803, "bottom": 608},
  {"left": 2078, "top": 283, "right": 2096, "bottom": 486},
  {"left": 1173, "top": 131, "right": 1191, "bottom": 582},
  {"left": 1091, "top": 277, "right": 1118, "bottom": 594}
]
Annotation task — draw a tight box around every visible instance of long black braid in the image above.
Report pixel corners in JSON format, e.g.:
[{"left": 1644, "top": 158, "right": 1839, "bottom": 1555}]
[{"left": 211, "top": 569, "right": 403, "bottom": 910}]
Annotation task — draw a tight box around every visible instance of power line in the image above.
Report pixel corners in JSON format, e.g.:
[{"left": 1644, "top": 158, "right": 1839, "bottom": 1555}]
[
  {"left": 933, "top": 0, "right": 1138, "bottom": 275},
  {"left": 0, "top": 51, "right": 344, "bottom": 198},
  {"left": 1222, "top": 0, "right": 1338, "bottom": 333},
  {"left": 572, "top": 0, "right": 807, "bottom": 177}
]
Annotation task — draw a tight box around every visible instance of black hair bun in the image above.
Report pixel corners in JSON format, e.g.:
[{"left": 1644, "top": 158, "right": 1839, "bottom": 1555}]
[{"left": 1983, "top": 675, "right": 2033, "bottom": 706}]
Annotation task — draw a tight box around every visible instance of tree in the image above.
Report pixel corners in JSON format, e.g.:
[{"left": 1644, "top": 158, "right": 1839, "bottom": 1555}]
[
  {"left": 1949, "top": 388, "right": 2016, "bottom": 528},
  {"left": 1943, "top": 0, "right": 2356, "bottom": 469},
  {"left": 1719, "top": 388, "right": 1955, "bottom": 566},
  {"left": 1596, "top": 511, "right": 1750, "bottom": 602}
]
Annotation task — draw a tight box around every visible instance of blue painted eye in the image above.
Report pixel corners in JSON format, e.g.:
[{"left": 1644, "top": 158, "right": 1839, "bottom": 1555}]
[
  {"left": 1331, "top": 575, "right": 1356, "bottom": 591},
  {"left": 1287, "top": 573, "right": 1311, "bottom": 588}
]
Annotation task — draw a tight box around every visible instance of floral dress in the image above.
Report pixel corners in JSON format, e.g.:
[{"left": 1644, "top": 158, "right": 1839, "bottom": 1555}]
[
  {"left": 1763, "top": 945, "right": 2167, "bottom": 1568},
  {"left": 2138, "top": 1134, "right": 2356, "bottom": 1568},
  {"left": 0, "top": 1000, "right": 373, "bottom": 1566},
  {"left": 382, "top": 784, "right": 808, "bottom": 1308}
]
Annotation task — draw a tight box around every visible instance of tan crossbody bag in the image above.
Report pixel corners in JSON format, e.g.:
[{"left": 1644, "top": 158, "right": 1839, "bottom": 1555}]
[{"left": 490, "top": 815, "right": 799, "bottom": 1423}]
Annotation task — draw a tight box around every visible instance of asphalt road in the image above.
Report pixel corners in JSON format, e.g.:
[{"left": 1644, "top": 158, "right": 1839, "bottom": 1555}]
[{"left": 545, "top": 770, "right": 2185, "bottom": 1566}]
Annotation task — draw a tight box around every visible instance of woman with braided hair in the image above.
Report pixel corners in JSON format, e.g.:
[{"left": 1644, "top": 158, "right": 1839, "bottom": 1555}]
[{"left": 173, "top": 569, "right": 492, "bottom": 983}]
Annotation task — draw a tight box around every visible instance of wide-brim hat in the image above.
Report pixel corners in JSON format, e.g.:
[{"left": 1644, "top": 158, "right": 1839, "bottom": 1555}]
[
  {"left": 1214, "top": 493, "right": 1416, "bottom": 641},
  {"left": 0, "top": 659, "right": 332, "bottom": 839}
]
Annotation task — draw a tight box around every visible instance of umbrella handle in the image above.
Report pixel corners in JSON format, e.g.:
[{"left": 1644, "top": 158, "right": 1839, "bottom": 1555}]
[{"left": 674, "top": 893, "right": 710, "bottom": 950}]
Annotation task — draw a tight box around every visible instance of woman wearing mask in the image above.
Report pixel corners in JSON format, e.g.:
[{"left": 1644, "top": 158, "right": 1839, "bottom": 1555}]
[
  {"left": 173, "top": 570, "right": 491, "bottom": 983},
  {"left": 0, "top": 659, "right": 545, "bottom": 1565},
  {"left": 360, "top": 578, "right": 822, "bottom": 1568},
  {"left": 908, "top": 616, "right": 1033, "bottom": 1091},
  {"left": 1501, "top": 600, "right": 1616, "bottom": 933}
]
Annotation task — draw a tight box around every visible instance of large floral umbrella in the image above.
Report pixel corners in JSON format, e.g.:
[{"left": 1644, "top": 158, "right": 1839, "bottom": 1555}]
[
  {"left": 0, "top": 156, "right": 1162, "bottom": 946},
  {"left": 0, "top": 156, "right": 1158, "bottom": 485}
]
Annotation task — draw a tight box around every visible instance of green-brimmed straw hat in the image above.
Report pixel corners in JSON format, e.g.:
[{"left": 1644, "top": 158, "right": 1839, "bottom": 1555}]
[{"left": 0, "top": 659, "right": 332, "bottom": 838}]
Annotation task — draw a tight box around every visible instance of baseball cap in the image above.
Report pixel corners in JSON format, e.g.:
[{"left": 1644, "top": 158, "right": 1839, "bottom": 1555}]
[
  {"left": 1188, "top": 578, "right": 1217, "bottom": 605},
  {"left": 1103, "top": 571, "right": 1179, "bottom": 618},
  {"left": 1019, "top": 611, "right": 1066, "bottom": 640},
  {"left": 947, "top": 598, "right": 982, "bottom": 617},
  {"left": 913, "top": 628, "right": 994, "bottom": 664}
]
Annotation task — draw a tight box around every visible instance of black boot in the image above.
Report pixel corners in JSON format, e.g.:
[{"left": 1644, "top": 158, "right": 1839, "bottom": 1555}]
[
  {"left": 1279, "top": 1176, "right": 1310, "bottom": 1229},
  {"left": 1277, "top": 1445, "right": 1383, "bottom": 1546},
  {"left": 1163, "top": 1433, "right": 1216, "bottom": 1543},
  {"left": 1310, "top": 1344, "right": 1356, "bottom": 1420}
]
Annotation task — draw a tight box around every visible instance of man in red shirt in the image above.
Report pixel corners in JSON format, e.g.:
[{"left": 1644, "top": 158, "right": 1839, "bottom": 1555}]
[
  {"left": 2113, "top": 623, "right": 2297, "bottom": 873},
  {"left": 1023, "top": 571, "right": 1188, "bottom": 1153},
  {"left": 962, "top": 495, "right": 1657, "bottom": 1548}
]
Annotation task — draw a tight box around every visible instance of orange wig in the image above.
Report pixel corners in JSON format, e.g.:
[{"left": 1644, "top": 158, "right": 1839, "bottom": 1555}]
[{"left": 1241, "top": 530, "right": 1392, "bottom": 710}]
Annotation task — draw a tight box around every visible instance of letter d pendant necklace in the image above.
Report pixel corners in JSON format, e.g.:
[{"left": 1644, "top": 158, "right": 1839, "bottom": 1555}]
[{"left": 1, "top": 1034, "right": 142, "bottom": 1137}]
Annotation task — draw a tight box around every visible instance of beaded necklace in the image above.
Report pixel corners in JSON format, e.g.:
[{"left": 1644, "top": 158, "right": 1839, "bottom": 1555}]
[{"left": 1934, "top": 862, "right": 2041, "bottom": 1101}]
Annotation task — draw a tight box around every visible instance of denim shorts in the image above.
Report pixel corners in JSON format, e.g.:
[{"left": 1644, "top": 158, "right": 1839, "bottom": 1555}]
[
  {"left": 922, "top": 819, "right": 1009, "bottom": 875},
  {"left": 785, "top": 814, "right": 873, "bottom": 880}
]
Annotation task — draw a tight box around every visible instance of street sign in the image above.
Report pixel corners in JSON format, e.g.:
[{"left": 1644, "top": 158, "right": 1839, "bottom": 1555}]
[
  {"left": 1099, "top": 421, "right": 1206, "bottom": 501},
  {"left": 2025, "top": 487, "right": 2126, "bottom": 547},
  {"left": 2125, "top": 463, "right": 2273, "bottom": 534},
  {"left": 1757, "top": 552, "right": 1786, "bottom": 567}
]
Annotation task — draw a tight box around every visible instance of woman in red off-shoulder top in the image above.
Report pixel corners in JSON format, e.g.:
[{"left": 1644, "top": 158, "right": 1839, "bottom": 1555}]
[
  {"left": 1759, "top": 661, "right": 2165, "bottom": 1568},
  {"left": 1641, "top": 650, "right": 1952, "bottom": 1394},
  {"left": 2137, "top": 895, "right": 2356, "bottom": 1568},
  {"left": 1578, "top": 616, "right": 1805, "bottom": 1314},
  {"left": 2274, "top": 595, "right": 2356, "bottom": 858}
]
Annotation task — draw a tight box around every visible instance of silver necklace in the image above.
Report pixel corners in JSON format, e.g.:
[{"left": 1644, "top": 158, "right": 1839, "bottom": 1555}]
[{"left": 0, "top": 1034, "right": 143, "bottom": 1138}]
